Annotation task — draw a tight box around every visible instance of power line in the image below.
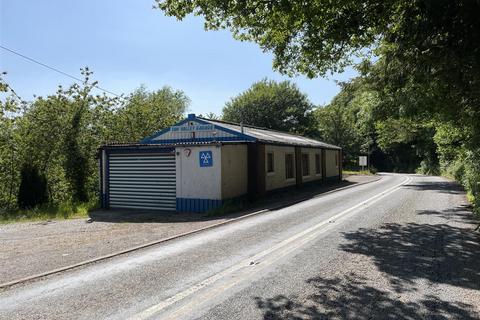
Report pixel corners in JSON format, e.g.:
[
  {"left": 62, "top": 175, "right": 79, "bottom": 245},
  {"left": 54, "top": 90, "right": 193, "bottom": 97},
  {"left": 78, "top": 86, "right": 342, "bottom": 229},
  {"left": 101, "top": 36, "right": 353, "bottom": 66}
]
[{"left": 0, "top": 45, "right": 124, "bottom": 98}]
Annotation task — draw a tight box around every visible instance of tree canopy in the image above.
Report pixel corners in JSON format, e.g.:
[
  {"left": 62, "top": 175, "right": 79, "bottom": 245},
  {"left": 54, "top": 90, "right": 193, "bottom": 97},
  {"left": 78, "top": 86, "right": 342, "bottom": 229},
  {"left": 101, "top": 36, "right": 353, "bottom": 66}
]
[
  {"left": 156, "top": 0, "right": 480, "bottom": 212},
  {"left": 0, "top": 70, "right": 189, "bottom": 215},
  {"left": 222, "top": 79, "right": 315, "bottom": 135},
  {"left": 2, "top": 0, "right": 479, "bottom": 215},
  {"left": 156, "top": 1, "right": 480, "bottom": 80},
  {"left": 111, "top": 85, "right": 189, "bottom": 142}
]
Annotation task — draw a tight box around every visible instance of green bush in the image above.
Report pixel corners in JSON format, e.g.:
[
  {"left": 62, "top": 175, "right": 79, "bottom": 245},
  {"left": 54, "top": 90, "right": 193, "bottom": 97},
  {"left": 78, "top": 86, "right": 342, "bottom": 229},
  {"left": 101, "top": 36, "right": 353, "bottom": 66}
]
[
  {"left": 462, "top": 151, "right": 480, "bottom": 215},
  {"left": 440, "top": 149, "right": 479, "bottom": 215},
  {"left": 416, "top": 160, "right": 440, "bottom": 176}
]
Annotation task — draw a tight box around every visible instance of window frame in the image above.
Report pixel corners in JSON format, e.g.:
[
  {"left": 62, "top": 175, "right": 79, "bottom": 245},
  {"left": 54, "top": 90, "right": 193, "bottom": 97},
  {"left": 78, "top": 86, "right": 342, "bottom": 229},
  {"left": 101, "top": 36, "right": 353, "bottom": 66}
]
[
  {"left": 315, "top": 153, "right": 321, "bottom": 175},
  {"left": 301, "top": 153, "right": 310, "bottom": 177},
  {"left": 285, "top": 153, "right": 295, "bottom": 180},
  {"left": 266, "top": 152, "right": 275, "bottom": 175}
]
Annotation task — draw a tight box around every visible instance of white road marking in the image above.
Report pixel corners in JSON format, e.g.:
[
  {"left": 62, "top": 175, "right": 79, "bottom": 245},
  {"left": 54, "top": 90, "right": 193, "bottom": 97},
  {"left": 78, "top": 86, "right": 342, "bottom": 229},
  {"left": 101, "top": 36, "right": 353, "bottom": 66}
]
[{"left": 129, "top": 176, "right": 411, "bottom": 320}]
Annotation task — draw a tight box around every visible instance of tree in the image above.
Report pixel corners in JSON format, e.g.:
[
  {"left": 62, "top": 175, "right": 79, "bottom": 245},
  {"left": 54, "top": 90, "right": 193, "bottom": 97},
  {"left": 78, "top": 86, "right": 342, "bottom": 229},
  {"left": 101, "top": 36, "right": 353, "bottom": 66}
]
[
  {"left": 111, "top": 85, "right": 189, "bottom": 142},
  {"left": 315, "top": 78, "right": 378, "bottom": 168},
  {"left": 0, "top": 69, "right": 192, "bottom": 216},
  {"left": 222, "top": 79, "right": 315, "bottom": 135},
  {"left": 14, "top": 69, "right": 119, "bottom": 204},
  {"left": 156, "top": 0, "right": 480, "bottom": 212},
  {"left": 156, "top": 0, "right": 385, "bottom": 77},
  {"left": 157, "top": 0, "right": 480, "bottom": 142},
  {"left": 201, "top": 112, "right": 220, "bottom": 120},
  {"left": 157, "top": 1, "right": 480, "bottom": 83},
  {"left": 0, "top": 72, "right": 23, "bottom": 212},
  {"left": 375, "top": 119, "right": 438, "bottom": 173},
  {"left": 316, "top": 104, "right": 359, "bottom": 161}
]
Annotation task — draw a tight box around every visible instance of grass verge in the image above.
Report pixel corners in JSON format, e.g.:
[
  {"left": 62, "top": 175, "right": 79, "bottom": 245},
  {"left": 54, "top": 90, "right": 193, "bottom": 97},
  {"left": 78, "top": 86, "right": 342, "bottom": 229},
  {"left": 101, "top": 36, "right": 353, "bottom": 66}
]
[
  {"left": 0, "top": 200, "right": 98, "bottom": 224},
  {"left": 343, "top": 169, "right": 374, "bottom": 175}
]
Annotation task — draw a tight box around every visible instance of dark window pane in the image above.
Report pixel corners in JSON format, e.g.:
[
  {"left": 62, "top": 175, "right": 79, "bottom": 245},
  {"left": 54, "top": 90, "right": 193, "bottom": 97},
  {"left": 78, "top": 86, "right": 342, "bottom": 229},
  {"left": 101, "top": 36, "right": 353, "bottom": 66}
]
[
  {"left": 315, "top": 154, "right": 321, "bottom": 174},
  {"left": 302, "top": 154, "right": 309, "bottom": 176},
  {"left": 285, "top": 154, "right": 294, "bottom": 179},
  {"left": 267, "top": 152, "right": 274, "bottom": 173}
]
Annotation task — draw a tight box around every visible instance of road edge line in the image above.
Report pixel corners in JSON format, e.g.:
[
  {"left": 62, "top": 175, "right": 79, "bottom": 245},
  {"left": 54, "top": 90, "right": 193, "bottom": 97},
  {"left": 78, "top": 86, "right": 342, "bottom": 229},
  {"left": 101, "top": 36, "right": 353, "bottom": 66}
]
[{"left": 0, "top": 175, "right": 382, "bottom": 290}]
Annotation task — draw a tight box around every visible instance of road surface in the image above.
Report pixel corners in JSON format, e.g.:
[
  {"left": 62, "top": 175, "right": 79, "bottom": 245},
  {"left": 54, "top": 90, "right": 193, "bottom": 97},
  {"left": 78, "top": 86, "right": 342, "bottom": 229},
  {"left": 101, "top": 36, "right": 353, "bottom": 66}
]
[{"left": 1, "top": 173, "right": 479, "bottom": 319}]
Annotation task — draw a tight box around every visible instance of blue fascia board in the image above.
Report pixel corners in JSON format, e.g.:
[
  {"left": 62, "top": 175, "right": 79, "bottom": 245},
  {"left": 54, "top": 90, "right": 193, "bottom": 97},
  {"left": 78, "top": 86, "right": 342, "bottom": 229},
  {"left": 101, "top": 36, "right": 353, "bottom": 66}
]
[{"left": 143, "top": 136, "right": 254, "bottom": 144}]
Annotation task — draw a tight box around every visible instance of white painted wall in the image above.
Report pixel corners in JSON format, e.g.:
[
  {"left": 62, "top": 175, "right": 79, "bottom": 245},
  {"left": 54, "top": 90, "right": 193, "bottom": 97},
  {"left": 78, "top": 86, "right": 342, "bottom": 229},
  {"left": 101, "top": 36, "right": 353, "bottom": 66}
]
[
  {"left": 221, "top": 145, "right": 248, "bottom": 199},
  {"left": 175, "top": 145, "right": 222, "bottom": 200},
  {"left": 264, "top": 145, "right": 297, "bottom": 191}
]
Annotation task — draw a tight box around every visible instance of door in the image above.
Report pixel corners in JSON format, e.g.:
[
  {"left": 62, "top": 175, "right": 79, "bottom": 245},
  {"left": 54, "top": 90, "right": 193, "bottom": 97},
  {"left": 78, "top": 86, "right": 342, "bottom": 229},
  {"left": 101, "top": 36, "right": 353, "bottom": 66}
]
[{"left": 107, "top": 153, "right": 176, "bottom": 210}]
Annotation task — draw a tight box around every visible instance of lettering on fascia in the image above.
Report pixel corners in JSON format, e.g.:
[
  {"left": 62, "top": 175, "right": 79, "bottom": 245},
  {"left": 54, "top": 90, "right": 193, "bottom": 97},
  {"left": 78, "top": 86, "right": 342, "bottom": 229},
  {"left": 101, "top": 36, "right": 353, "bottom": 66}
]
[{"left": 170, "top": 124, "right": 215, "bottom": 132}]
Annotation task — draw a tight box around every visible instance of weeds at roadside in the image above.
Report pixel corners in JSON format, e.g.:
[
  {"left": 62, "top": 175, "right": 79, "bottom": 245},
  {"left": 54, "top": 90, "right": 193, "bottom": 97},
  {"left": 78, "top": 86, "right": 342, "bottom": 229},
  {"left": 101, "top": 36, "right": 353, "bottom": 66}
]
[
  {"left": 343, "top": 170, "right": 374, "bottom": 175},
  {"left": 0, "top": 200, "right": 98, "bottom": 224}
]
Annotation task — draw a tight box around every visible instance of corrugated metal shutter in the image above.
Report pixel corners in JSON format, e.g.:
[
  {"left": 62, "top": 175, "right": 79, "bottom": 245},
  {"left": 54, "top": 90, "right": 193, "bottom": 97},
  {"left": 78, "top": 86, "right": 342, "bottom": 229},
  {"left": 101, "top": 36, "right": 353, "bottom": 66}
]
[{"left": 108, "top": 153, "right": 176, "bottom": 211}]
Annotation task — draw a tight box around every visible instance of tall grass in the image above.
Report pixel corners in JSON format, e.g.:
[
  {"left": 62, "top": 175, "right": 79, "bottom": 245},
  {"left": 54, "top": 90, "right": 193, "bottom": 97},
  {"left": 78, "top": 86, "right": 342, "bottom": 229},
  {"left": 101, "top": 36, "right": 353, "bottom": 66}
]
[{"left": 0, "top": 199, "right": 98, "bottom": 224}]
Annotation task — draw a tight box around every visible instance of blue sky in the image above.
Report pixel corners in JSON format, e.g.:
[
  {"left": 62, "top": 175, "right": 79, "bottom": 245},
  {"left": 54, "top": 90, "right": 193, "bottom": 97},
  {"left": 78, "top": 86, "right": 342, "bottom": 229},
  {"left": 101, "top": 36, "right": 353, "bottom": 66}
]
[{"left": 1, "top": 0, "right": 357, "bottom": 115}]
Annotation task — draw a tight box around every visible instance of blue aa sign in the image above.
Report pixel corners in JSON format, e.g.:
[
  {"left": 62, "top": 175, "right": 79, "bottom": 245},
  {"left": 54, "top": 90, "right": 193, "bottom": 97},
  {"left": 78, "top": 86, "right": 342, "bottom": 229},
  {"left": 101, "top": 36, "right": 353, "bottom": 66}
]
[{"left": 199, "top": 150, "right": 213, "bottom": 167}]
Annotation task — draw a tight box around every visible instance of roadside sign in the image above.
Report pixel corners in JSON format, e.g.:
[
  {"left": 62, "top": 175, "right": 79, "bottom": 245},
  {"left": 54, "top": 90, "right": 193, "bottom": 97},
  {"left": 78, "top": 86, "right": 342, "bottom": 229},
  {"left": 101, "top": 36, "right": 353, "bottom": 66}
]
[
  {"left": 359, "top": 156, "right": 367, "bottom": 167},
  {"left": 199, "top": 151, "right": 213, "bottom": 167}
]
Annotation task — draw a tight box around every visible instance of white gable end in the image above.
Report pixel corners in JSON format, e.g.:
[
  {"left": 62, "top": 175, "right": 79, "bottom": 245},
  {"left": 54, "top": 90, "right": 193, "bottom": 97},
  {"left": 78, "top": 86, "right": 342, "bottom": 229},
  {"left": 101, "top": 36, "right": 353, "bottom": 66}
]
[{"left": 142, "top": 117, "right": 255, "bottom": 144}]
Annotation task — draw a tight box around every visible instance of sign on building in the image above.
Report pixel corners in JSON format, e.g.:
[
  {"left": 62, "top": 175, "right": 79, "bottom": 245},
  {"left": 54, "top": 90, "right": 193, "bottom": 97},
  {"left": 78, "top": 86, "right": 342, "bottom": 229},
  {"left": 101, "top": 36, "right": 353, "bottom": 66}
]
[
  {"left": 170, "top": 124, "right": 214, "bottom": 132},
  {"left": 199, "top": 151, "right": 213, "bottom": 167}
]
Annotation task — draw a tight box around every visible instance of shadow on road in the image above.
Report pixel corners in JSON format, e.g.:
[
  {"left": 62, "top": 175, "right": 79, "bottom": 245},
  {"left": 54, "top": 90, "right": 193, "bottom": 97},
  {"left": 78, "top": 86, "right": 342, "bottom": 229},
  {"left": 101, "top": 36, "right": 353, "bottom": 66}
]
[
  {"left": 404, "top": 180, "right": 465, "bottom": 195},
  {"left": 254, "top": 180, "right": 480, "bottom": 319},
  {"left": 255, "top": 218, "right": 480, "bottom": 319},
  {"left": 254, "top": 272, "right": 478, "bottom": 319},
  {"left": 417, "top": 205, "right": 478, "bottom": 224},
  {"left": 340, "top": 221, "right": 480, "bottom": 293}
]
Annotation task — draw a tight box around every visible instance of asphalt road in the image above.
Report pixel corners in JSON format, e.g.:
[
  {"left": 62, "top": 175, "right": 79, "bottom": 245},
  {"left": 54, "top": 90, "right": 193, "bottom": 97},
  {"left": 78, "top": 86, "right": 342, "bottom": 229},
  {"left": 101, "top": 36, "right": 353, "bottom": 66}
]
[{"left": 1, "top": 173, "right": 479, "bottom": 319}]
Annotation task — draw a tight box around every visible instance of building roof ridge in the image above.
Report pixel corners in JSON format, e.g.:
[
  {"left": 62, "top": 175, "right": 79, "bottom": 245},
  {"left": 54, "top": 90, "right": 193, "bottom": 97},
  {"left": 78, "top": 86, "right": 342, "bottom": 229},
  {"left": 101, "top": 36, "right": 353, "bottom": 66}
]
[{"left": 197, "top": 117, "right": 315, "bottom": 139}]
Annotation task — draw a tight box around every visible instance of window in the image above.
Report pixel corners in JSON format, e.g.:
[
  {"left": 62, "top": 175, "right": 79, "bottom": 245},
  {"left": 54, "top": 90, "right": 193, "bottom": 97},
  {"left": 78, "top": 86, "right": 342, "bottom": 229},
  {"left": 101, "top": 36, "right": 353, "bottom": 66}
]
[
  {"left": 302, "top": 153, "right": 310, "bottom": 176},
  {"left": 285, "top": 154, "right": 294, "bottom": 179},
  {"left": 315, "top": 153, "right": 321, "bottom": 174},
  {"left": 267, "top": 152, "right": 274, "bottom": 173}
]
